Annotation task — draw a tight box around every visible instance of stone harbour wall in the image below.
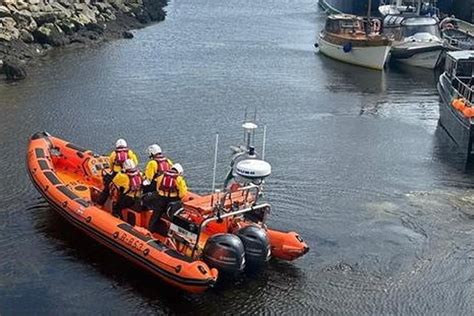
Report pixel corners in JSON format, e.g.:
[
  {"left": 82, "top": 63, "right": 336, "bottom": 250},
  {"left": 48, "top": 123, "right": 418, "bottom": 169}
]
[{"left": 0, "top": 0, "right": 167, "bottom": 80}]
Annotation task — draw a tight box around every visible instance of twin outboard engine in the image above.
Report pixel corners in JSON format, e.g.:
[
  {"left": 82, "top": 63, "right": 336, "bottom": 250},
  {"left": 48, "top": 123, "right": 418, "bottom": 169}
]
[
  {"left": 235, "top": 225, "right": 271, "bottom": 268},
  {"left": 203, "top": 234, "right": 246, "bottom": 273}
]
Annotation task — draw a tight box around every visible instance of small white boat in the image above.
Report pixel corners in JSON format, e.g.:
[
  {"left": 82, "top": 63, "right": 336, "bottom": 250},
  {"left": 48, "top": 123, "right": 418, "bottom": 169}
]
[
  {"left": 440, "top": 17, "right": 474, "bottom": 51},
  {"left": 379, "top": 0, "right": 439, "bottom": 18},
  {"left": 317, "top": 14, "right": 392, "bottom": 70},
  {"left": 382, "top": 15, "right": 444, "bottom": 69}
]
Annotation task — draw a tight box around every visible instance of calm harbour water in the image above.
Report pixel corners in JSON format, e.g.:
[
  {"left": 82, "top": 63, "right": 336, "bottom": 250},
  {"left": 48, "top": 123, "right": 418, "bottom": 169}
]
[{"left": 1, "top": 0, "right": 474, "bottom": 314}]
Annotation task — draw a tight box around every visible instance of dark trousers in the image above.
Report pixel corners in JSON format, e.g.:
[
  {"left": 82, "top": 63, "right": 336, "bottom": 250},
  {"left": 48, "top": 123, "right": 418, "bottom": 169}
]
[
  {"left": 112, "top": 194, "right": 136, "bottom": 219},
  {"left": 97, "top": 171, "right": 117, "bottom": 205},
  {"left": 148, "top": 195, "right": 180, "bottom": 233},
  {"left": 142, "top": 180, "right": 157, "bottom": 194}
]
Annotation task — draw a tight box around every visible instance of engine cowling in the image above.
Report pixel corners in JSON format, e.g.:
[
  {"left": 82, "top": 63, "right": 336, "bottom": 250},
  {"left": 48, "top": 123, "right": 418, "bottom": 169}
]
[
  {"left": 202, "top": 234, "right": 246, "bottom": 273},
  {"left": 235, "top": 225, "right": 271, "bottom": 268}
]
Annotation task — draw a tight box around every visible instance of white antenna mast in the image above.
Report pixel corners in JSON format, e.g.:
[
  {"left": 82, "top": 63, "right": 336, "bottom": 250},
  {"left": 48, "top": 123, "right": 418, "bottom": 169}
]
[
  {"left": 211, "top": 133, "right": 219, "bottom": 192},
  {"left": 262, "top": 125, "right": 267, "bottom": 160}
]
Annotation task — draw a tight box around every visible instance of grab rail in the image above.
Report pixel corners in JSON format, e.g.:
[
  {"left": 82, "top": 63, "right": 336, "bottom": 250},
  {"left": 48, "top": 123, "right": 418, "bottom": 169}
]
[
  {"left": 453, "top": 76, "right": 474, "bottom": 104},
  {"left": 190, "top": 202, "right": 271, "bottom": 257}
]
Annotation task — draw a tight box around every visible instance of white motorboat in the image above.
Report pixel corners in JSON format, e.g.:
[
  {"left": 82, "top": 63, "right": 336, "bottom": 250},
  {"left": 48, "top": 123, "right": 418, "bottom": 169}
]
[
  {"left": 379, "top": 0, "right": 439, "bottom": 18},
  {"left": 382, "top": 15, "right": 444, "bottom": 69}
]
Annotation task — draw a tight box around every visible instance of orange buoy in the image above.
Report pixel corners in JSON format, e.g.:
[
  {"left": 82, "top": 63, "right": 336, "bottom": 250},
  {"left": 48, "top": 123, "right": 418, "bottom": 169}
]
[
  {"left": 463, "top": 106, "right": 474, "bottom": 118},
  {"left": 452, "top": 98, "right": 466, "bottom": 111}
]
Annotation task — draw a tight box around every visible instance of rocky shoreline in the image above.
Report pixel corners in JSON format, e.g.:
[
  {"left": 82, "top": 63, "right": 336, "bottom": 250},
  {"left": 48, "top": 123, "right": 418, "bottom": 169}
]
[{"left": 0, "top": 0, "right": 167, "bottom": 80}]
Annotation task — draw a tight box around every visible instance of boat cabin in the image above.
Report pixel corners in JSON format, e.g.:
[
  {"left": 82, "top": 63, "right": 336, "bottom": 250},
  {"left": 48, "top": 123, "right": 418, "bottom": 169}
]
[
  {"left": 382, "top": 15, "right": 440, "bottom": 41},
  {"left": 324, "top": 14, "right": 371, "bottom": 36},
  {"left": 444, "top": 51, "right": 474, "bottom": 103}
]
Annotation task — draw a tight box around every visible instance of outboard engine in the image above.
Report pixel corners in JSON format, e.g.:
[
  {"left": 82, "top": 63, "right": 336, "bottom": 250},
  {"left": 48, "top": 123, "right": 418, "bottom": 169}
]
[
  {"left": 235, "top": 225, "right": 271, "bottom": 268},
  {"left": 203, "top": 234, "right": 246, "bottom": 273}
]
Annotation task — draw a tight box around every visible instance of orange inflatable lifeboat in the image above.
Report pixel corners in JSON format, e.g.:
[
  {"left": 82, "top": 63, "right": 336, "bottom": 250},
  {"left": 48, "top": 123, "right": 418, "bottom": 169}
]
[{"left": 26, "top": 129, "right": 309, "bottom": 293}]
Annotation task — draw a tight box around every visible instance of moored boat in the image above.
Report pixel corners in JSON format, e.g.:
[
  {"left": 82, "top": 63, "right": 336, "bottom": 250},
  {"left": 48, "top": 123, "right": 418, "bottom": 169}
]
[
  {"left": 317, "top": 14, "right": 392, "bottom": 70},
  {"left": 440, "top": 17, "right": 474, "bottom": 51},
  {"left": 437, "top": 51, "right": 474, "bottom": 163},
  {"left": 26, "top": 124, "right": 309, "bottom": 293},
  {"left": 318, "top": 0, "right": 380, "bottom": 15},
  {"left": 383, "top": 15, "right": 444, "bottom": 68},
  {"left": 379, "top": 0, "right": 440, "bottom": 18}
]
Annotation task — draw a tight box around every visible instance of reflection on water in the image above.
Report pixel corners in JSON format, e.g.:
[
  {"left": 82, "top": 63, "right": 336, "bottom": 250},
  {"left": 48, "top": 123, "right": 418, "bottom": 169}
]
[{"left": 0, "top": 0, "right": 474, "bottom": 314}]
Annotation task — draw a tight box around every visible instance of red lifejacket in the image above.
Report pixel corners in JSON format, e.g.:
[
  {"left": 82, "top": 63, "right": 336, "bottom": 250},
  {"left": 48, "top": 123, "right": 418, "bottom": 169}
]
[
  {"left": 115, "top": 148, "right": 129, "bottom": 166},
  {"left": 158, "top": 170, "right": 178, "bottom": 197},
  {"left": 154, "top": 156, "right": 171, "bottom": 177},
  {"left": 126, "top": 172, "right": 142, "bottom": 195}
]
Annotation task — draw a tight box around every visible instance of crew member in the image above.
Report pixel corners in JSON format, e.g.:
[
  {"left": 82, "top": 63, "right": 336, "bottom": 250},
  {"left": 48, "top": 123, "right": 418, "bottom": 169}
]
[
  {"left": 148, "top": 163, "right": 188, "bottom": 233},
  {"left": 143, "top": 144, "right": 173, "bottom": 193},
  {"left": 109, "top": 138, "right": 138, "bottom": 173},
  {"left": 98, "top": 138, "right": 138, "bottom": 205},
  {"left": 111, "top": 159, "right": 143, "bottom": 219}
]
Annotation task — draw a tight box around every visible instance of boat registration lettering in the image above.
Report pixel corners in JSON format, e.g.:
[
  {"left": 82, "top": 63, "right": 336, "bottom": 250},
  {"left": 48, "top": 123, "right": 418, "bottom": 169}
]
[{"left": 118, "top": 232, "right": 144, "bottom": 251}]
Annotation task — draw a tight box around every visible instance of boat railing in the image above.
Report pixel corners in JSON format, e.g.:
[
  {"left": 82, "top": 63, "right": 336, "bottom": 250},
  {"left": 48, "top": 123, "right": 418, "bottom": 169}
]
[
  {"left": 453, "top": 76, "right": 474, "bottom": 105},
  {"left": 191, "top": 202, "right": 271, "bottom": 257}
]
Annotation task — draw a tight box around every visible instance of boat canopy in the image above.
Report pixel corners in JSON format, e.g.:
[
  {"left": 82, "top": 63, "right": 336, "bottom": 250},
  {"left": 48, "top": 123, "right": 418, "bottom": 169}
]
[
  {"left": 383, "top": 14, "right": 440, "bottom": 40},
  {"left": 383, "top": 15, "right": 438, "bottom": 27}
]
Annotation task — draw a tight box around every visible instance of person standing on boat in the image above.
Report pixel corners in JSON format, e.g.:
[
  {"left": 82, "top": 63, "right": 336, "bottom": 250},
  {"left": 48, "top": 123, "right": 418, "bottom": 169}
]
[
  {"left": 111, "top": 159, "right": 143, "bottom": 219},
  {"left": 143, "top": 144, "right": 173, "bottom": 194},
  {"left": 97, "top": 138, "right": 138, "bottom": 205},
  {"left": 148, "top": 163, "right": 188, "bottom": 234}
]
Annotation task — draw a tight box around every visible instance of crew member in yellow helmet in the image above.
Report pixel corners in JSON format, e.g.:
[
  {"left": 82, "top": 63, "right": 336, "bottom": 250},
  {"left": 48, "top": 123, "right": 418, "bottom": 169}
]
[
  {"left": 143, "top": 144, "right": 173, "bottom": 193},
  {"left": 98, "top": 138, "right": 138, "bottom": 205},
  {"left": 111, "top": 159, "right": 143, "bottom": 219},
  {"left": 148, "top": 163, "right": 187, "bottom": 234}
]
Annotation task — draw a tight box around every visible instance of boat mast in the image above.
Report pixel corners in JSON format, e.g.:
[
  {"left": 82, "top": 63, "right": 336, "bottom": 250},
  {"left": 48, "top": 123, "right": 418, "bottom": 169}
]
[{"left": 366, "top": 0, "right": 372, "bottom": 35}]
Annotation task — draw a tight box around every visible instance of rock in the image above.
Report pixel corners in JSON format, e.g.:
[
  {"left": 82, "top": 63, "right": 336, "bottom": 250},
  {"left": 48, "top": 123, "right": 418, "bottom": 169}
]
[
  {"left": 19, "top": 28, "right": 34, "bottom": 43},
  {"left": 73, "top": 3, "right": 97, "bottom": 23},
  {"left": 110, "top": 0, "right": 131, "bottom": 13},
  {"left": 57, "top": 19, "right": 76, "bottom": 34},
  {"left": 12, "top": 0, "right": 28, "bottom": 11},
  {"left": 51, "top": 2, "right": 72, "bottom": 20},
  {"left": 0, "top": 16, "right": 16, "bottom": 28},
  {"left": 32, "top": 12, "right": 57, "bottom": 26},
  {"left": 38, "top": 3, "right": 54, "bottom": 13},
  {"left": 122, "top": 30, "right": 133, "bottom": 39},
  {"left": 85, "top": 22, "right": 105, "bottom": 33},
  {"left": 2, "top": 58, "right": 26, "bottom": 80},
  {"left": 29, "top": 4, "right": 40, "bottom": 13},
  {"left": 0, "top": 5, "right": 11, "bottom": 18},
  {"left": 69, "top": 14, "right": 88, "bottom": 29},
  {"left": 12, "top": 10, "right": 37, "bottom": 32},
  {"left": 58, "top": 0, "right": 73, "bottom": 8},
  {"left": 101, "top": 10, "right": 116, "bottom": 21},
  {"left": 1, "top": 0, "right": 16, "bottom": 6},
  {"left": 131, "top": 7, "right": 150, "bottom": 24},
  {"left": 33, "top": 22, "right": 68, "bottom": 46},
  {"left": 143, "top": 0, "right": 166, "bottom": 21},
  {"left": 0, "top": 17, "right": 19, "bottom": 40},
  {"left": 0, "top": 30, "right": 13, "bottom": 42},
  {"left": 27, "top": 0, "right": 40, "bottom": 5},
  {"left": 93, "top": 2, "right": 112, "bottom": 13}
]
